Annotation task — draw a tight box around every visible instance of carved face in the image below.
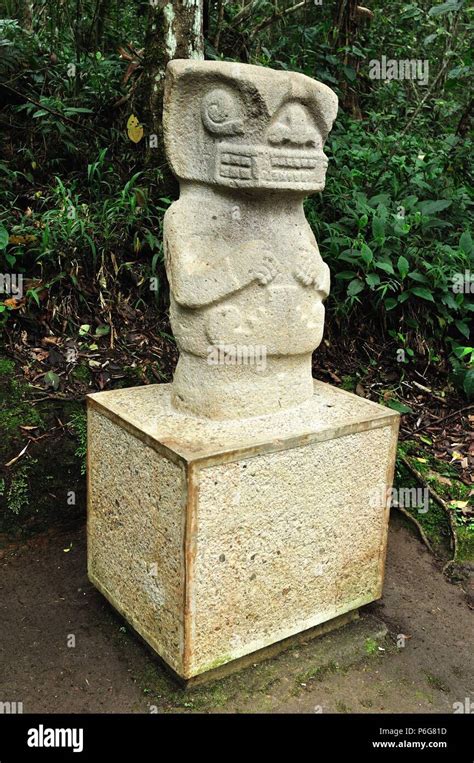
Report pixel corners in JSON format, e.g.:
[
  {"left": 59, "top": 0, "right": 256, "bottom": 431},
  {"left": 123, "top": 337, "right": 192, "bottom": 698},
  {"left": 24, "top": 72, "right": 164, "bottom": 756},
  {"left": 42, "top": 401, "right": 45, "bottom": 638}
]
[{"left": 164, "top": 61, "right": 338, "bottom": 194}]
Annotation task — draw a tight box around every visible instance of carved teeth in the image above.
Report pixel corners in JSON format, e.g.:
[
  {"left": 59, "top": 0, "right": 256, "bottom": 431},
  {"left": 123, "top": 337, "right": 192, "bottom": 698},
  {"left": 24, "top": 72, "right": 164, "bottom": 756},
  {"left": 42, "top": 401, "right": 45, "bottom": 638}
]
[
  {"left": 217, "top": 144, "right": 327, "bottom": 186},
  {"left": 271, "top": 156, "right": 317, "bottom": 168},
  {"left": 221, "top": 153, "right": 252, "bottom": 167},
  {"left": 220, "top": 165, "right": 252, "bottom": 179},
  {"left": 270, "top": 170, "right": 315, "bottom": 182}
]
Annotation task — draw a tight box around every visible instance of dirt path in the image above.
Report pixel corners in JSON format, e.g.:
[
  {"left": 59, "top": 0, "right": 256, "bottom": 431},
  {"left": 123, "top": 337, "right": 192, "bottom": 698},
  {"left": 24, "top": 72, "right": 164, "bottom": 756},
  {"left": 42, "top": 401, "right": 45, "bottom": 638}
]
[{"left": 0, "top": 515, "right": 472, "bottom": 714}]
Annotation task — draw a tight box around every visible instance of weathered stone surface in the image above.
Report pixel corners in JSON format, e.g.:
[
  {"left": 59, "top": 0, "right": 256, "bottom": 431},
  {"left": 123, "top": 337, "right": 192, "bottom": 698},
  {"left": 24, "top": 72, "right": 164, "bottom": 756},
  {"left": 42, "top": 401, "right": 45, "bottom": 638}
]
[
  {"left": 87, "top": 412, "right": 185, "bottom": 675},
  {"left": 163, "top": 60, "right": 338, "bottom": 419},
  {"left": 87, "top": 382, "right": 399, "bottom": 680}
]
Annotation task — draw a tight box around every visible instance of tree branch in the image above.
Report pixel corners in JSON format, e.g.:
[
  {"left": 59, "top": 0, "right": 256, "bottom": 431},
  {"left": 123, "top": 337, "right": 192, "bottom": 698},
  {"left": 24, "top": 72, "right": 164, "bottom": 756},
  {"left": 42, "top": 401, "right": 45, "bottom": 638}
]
[
  {"left": 250, "top": 0, "right": 313, "bottom": 36},
  {"left": 1, "top": 82, "right": 104, "bottom": 137}
]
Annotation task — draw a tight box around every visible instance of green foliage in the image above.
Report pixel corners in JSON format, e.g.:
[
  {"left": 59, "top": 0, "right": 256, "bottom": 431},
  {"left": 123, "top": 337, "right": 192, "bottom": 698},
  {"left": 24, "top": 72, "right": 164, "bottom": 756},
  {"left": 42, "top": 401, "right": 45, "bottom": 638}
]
[
  {"left": 0, "top": 0, "right": 472, "bottom": 395},
  {"left": 396, "top": 440, "right": 473, "bottom": 560},
  {"left": 1, "top": 152, "right": 166, "bottom": 315},
  {"left": 68, "top": 410, "right": 87, "bottom": 475},
  {"left": 306, "top": 115, "right": 473, "bottom": 383},
  {"left": 365, "top": 638, "right": 379, "bottom": 656},
  {"left": 7, "top": 466, "right": 29, "bottom": 515},
  {"left": 0, "top": 354, "right": 87, "bottom": 536}
]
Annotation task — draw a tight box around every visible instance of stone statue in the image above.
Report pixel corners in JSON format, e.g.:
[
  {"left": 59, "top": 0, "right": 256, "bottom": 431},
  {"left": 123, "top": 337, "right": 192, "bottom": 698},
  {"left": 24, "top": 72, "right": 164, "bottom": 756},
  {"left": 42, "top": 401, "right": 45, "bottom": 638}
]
[
  {"left": 89, "top": 63, "right": 398, "bottom": 684},
  {"left": 163, "top": 61, "right": 338, "bottom": 419}
]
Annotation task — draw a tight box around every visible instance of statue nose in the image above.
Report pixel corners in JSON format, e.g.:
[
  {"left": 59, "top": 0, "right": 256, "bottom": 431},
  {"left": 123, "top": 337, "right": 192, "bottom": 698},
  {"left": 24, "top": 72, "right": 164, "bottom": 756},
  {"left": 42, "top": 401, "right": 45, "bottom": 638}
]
[{"left": 267, "top": 103, "right": 320, "bottom": 147}]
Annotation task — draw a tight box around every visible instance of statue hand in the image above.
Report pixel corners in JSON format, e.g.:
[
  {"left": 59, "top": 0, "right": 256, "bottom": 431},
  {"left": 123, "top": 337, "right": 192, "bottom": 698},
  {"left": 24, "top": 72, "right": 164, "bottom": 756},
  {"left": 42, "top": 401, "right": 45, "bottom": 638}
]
[
  {"left": 251, "top": 254, "right": 279, "bottom": 285},
  {"left": 294, "top": 251, "right": 329, "bottom": 296}
]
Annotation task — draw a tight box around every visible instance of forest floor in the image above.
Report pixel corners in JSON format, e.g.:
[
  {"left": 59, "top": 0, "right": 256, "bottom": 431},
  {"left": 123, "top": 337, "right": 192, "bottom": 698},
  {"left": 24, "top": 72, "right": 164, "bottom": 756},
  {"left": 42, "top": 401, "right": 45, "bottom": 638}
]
[
  {"left": 0, "top": 332, "right": 472, "bottom": 713},
  {"left": 1, "top": 513, "right": 472, "bottom": 714}
]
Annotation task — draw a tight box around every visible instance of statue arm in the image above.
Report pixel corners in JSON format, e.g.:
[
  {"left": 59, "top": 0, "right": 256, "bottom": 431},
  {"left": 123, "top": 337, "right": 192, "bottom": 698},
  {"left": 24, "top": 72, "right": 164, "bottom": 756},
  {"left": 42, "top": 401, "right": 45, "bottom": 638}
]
[{"left": 165, "top": 229, "right": 278, "bottom": 309}]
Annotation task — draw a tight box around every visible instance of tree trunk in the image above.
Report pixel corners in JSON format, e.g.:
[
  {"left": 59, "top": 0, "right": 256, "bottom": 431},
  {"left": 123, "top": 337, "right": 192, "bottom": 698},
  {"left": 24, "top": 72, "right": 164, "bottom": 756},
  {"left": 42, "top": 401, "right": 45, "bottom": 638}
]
[
  {"left": 13, "top": 0, "right": 34, "bottom": 31},
  {"left": 94, "top": 0, "right": 112, "bottom": 50},
  {"left": 332, "top": 0, "right": 362, "bottom": 117},
  {"left": 137, "top": 0, "right": 204, "bottom": 193}
]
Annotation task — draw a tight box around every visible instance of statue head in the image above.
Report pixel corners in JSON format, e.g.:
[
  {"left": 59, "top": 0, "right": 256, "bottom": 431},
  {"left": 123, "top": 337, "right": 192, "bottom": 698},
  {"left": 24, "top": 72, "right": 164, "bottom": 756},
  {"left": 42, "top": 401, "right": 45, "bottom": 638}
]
[{"left": 164, "top": 60, "right": 338, "bottom": 195}]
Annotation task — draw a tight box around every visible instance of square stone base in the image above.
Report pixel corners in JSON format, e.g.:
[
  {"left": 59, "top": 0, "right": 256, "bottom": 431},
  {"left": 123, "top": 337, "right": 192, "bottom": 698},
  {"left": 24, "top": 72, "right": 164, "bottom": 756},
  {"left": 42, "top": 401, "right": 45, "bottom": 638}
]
[{"left": 87, "top": 381, "right": 399, "bottom": 681}]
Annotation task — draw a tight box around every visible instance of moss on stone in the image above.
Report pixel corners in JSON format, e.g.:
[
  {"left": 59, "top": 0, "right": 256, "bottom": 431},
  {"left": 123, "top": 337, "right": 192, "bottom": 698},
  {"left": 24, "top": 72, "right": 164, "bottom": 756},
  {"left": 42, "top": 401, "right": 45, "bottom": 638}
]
[
  {"left": 456, "top": 526, "right": 474, "bottom": 563},
  {"left": 395, "top": 440, "right": 473, "bottom": 563},
  {"left": 295, "top": 660, "right": 339, "bottom": 686}
]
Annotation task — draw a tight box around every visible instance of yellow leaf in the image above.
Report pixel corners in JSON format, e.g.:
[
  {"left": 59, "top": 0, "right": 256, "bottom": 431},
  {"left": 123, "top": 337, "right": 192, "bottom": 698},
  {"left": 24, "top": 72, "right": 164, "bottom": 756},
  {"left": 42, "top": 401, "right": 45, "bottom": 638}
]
[
  {"left": 449, "top": 500, "right": 468, "bottom": 509},
  {"left": 451, "top": 451, "right": 463, "bottom": 461},
  {"left": 127, "top": 114, "right": 144, "bottom": 143},
  {"left": 3, "top": 297, "right": 23, "bottom": 309},
  {"left": 9, "top": 234, "right": 37, "bottom": 245},
  {"left": 416, "top": 457, "right": 428, "bottom": 463}
]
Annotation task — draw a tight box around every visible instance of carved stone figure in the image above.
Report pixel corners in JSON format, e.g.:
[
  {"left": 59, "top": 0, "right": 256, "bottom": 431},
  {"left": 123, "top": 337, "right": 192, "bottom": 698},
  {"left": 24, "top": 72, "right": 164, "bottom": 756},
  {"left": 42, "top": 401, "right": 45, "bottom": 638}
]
[
  {"left": 88, "top": 63, "right": 399, "bottom": 683},
  {"left": 163, "top": 61, "right": 338, "bottom": 419}
]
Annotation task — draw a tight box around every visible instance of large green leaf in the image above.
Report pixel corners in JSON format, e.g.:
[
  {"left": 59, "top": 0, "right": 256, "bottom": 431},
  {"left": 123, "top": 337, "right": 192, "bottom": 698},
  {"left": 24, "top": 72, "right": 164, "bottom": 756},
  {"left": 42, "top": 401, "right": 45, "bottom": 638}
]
[
  {"left": 372, "top": 217, "right": 385, "bottom": 240},
  {"left": 459, "top": 231, "right": 472, "bottom": 255},
  {"left": 397, "top": 256, "right": 409, "bottom": 279},
  {"left": 0, "top": 225, "right": 8, "bottom": 250},
  {"left": 366, "top": 273, "right": 380, "bottom": 288},
  {"left": 360, "top": 243, "right": 373, "bottom": 265},
  {"left": 428, "top": 0, "right": 463, "bottom": 16},
  {"left": 375, "top": 260, "right": 395, "bottom": 275},
  {"left": 411, "top": 287, "right": 435, "bottom": 302},
  {"left": 335, "top": 271, "right": 358, "bottom": 280},
  {"left": 418, "top": 199, "right": 452, "bottom": 215},
  {"left": 387, "top": 399, "right": 414, "bottom": 414},
  {"left": 463, "top": 369, "right": 474, "bottom": 400},
  {"left": 347, "top": 279, "right": 365, "bottom": 297},
  {"left": 455, "top": 320, "right": 470, "bottom": 339}
]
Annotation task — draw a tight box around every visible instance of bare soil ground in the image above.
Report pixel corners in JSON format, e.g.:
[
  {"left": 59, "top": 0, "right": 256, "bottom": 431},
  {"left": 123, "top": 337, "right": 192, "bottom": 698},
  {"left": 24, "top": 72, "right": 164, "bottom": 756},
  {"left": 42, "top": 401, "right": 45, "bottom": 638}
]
[{"left": 0, "top": 513, "right": 472, "bottom": 714}]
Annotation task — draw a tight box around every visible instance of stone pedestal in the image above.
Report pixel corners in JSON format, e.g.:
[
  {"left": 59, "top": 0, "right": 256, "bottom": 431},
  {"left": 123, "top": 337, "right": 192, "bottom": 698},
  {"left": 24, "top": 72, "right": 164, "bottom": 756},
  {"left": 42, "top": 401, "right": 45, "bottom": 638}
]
[{"left": 87, "top": 382, "right": 399, "bottom": 682}]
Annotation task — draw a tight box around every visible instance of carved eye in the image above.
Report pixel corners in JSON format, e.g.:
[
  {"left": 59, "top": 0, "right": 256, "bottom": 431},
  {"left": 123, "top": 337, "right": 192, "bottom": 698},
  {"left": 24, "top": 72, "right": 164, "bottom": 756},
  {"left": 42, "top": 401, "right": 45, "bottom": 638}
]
[{"left": 201, "top": 88, "right": 244, "bottom": 136}]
